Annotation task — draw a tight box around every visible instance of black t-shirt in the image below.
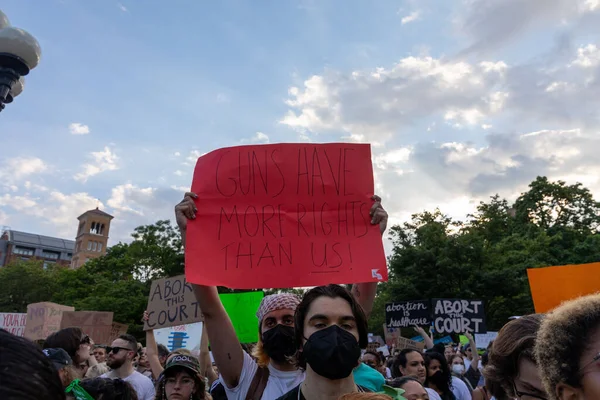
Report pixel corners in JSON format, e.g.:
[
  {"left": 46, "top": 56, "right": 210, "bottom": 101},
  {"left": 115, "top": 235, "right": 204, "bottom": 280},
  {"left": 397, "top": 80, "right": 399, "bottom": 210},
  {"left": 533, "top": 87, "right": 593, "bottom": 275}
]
[{"left": 276, "top": 384, "right": 371, "bottom": 400}]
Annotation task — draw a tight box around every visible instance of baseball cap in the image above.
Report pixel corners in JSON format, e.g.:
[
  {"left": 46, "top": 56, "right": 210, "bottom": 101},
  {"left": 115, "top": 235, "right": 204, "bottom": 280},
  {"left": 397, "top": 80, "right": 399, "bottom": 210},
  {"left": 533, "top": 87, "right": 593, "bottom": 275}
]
[
  {"left": 164, "top": 354, "right": 201, "bottom": 375},
  {"left": 43, "top": 348, "right": 72, "bottom": 370}
]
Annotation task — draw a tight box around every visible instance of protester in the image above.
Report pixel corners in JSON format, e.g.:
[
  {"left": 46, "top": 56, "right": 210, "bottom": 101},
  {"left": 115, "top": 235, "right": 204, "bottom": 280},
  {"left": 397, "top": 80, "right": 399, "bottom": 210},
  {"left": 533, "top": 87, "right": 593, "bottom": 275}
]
[
  {"left": 94, "top": 346, "right": 108, "bottom": 363},
  {"left": 65, "top": 378, "right": 139, "bottom": 400},
  {"left": 535, "top": 293, "right": 600, "bottom": 400},
  {"left": 43, "top": 348, "right": 82, "bottom": 388},
  {"left": 483, "top": 314, "right": 545, "bottom": 400},
  {"left": 337, "top": 394, "right": 393, "bottom": 400},
  {"left": 444, "top": 346, "right": 454, "bottom": 360},
  {"left": 175, "top": 192, "right": 387, "bottom": 400},
  {"left": 362, "top": 351, "right": 386, "bottom": 377},
  {"left": 276, "top": 284, "right": 370, "bottom": 399},
  {"left": 394, "top": 376, "right": 430, "bottom": 400},
  {"left": 449, "top": 333, "right": 479, "bottom": 391},
  {"left": 101, "top": 334, "right": 155, "bottom": 400},
  {"left": 154, "top": 354, "right": 209, "bottom": 400},
  {"left": 424, "top": 352, "right": 459, "bottom": 400},
  {"left": 44, "top": 327, "right": 96, "bottom": 370},
  {"left": 390, "top": 349, "right": 441, "bottom": 400},
  {"left": 0, "top": 329, "right": 66, "bottom": 400},
  {"left": 354, "top": 358, "right": 386, "bottom": 392},
  {"left": 472, "top": 352, "right": 494, "bottom": 400},
  {"left": 137, "top": 347, "right": 153, "bottom": 379}
]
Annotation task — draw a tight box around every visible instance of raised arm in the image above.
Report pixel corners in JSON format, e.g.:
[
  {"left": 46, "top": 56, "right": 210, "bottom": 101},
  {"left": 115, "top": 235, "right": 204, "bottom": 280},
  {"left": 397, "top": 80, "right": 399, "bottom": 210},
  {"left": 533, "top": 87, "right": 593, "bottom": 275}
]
[
  {"left": 176, "top": 193, "right": 244, "bottom": 388},
  {"left": 143, "top": 311, "right": 164, "bottom": 380},
  {"left": 351, "top": 195, "right": 388, "bottom": 318},
  {"left": 414, "top": 326, "right": 435, "bottom": 350},
  {"left": 465, "top": 332, "right": 479, "bottom": 370}
]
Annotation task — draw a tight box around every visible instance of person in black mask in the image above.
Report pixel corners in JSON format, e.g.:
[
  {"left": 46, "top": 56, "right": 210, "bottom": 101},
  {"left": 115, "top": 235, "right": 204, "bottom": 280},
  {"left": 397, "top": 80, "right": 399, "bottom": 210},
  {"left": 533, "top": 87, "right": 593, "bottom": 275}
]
[
  {"left": 424, "top": 352, "right": 456, "bottom": 400},
  {"left": 276, "top": 284, "right": 370, "bottom": 400}
]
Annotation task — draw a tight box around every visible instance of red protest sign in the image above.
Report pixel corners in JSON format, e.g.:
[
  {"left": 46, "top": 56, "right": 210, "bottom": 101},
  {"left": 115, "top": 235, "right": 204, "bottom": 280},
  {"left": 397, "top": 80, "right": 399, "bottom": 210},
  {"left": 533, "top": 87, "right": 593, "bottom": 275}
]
[{"left": 186, "top": 143, "right": 387, "bottom": 289}]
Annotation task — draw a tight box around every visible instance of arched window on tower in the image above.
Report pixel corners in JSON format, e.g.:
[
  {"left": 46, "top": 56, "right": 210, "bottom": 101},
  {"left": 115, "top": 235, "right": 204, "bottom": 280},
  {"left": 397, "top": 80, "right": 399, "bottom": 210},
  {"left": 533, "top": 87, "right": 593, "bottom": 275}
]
[
  {"left": 99, "top": 224, "right": 105, "bottom": 235},
  {"left": 90, "top": 222, "right": 99, "bottom": 234}
]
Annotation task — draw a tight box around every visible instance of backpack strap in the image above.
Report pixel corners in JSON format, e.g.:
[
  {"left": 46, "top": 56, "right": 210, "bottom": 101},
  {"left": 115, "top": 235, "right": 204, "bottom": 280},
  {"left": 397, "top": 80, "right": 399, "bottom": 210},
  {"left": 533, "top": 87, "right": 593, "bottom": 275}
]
[{"left": 245, "top": 366, "right": 270, "bottom": 400}]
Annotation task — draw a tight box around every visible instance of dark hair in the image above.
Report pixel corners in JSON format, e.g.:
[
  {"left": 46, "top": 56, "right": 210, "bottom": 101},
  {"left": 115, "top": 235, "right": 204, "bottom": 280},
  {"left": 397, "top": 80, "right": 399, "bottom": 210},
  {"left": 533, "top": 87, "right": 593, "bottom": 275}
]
[
  {"left": 393, "top": 349, "right": 420, "bottom": 377},
  {"left": 155, "top": 366, "right": 206, "bottom": 400},
  {"left": 0, "top": 329, "right": 66, "bottom": 400},
  {"left": 535, "top": 294, "right": 600, "bottom": 400},
  {"left": 394, "top": 376, "right": 425, "bottom": 390},
  {"left": 484, "top": 314, "right": 543, "bottom": 398},
  {"left": 363, "top": 351, "right": 382, "bottom": 365},
  {"left": 44, "top": 327, "right": 84, "bottom": 363},
  {"left": 431, "top": 343, "right": 445, "bottom": 355},
  {"left": 424, "top": 352, "right": 454, "bottom": 398},
  {"left": 118, "top": 334, "right": 138, "bottom": 351},
  {"left": 294, "top": 284, "right": 368, "bottom": 369},
  {"left": 157, "top": 344, "right": 169, "bottom": 359},
  {"left": 75, "top": 378, "right": 138, "bottom": 400}
]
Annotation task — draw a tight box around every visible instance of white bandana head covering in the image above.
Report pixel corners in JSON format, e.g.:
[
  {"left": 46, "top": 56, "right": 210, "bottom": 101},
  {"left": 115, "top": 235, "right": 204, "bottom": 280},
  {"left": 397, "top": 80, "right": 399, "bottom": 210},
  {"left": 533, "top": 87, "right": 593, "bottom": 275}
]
[{"left": 256, "top": 293, "right": 301, "bottom": 322}]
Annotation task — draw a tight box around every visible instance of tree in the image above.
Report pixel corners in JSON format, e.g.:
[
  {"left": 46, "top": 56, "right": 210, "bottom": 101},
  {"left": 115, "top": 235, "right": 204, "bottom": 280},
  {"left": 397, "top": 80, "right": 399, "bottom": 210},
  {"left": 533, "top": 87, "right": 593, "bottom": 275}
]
[
  {"left": 0, "top": 260, "right": 59, "bottom": 312},
  {"left": 371, "top": 177, "right": 600, "bottom": 338}
]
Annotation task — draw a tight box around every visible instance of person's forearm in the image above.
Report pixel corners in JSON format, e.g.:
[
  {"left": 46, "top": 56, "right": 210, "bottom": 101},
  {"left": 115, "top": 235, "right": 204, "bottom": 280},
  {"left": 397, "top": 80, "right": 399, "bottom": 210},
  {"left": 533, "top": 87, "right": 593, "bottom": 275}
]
[
  {"left": 146, "top": 329, "right": 164, "bottom": 379},
  {"left": 352, "top": 282, "right": 377, "bottom": 319}
]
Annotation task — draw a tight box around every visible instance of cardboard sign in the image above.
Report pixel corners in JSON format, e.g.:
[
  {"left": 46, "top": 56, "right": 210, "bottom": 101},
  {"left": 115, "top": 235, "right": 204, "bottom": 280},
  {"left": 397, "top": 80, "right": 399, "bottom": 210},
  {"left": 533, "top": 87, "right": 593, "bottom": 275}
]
[
  {"left": 60, "top": 311, "right": 114, "bottom": 345},
  {"left": 0, "top": 313, "right": 27, "bottom": 337},
  {"left": 396, "top": 336, "right": 425, "bottom": 352},
  {"left": 432, "top": 298, "right": 486, "bottom": 334},
  {"left": 527, "top": 262, "right": 600, "bottom": 313},
  {"left": 475, "top": 332, "right": 498, "bottom": 349},
  {"left": 108, "top": 322, "right": 129, "bottom": 344},
  {"left": 377, "top": 345, "right": 390, "bottom": 357},
  {"left": 144, "top": 275, "right": 203, "bottom": 331},
  {"left": 154, "top": 322, "right": 203, "bottom": 352},
  {"left": 24, "top": 302, "right": 75, "bottom": 341},
  {"left": 219, "top": 291, "right": 264, "bottom": 343},
  {"left": 383, "top": 323, "right": 401, "bottom": 347},
  {"left": 186, "top": 143, "right": 387, "bottom": 289},
  {"left": 385, "top": 300, "right": 431, "bottom": 328}
]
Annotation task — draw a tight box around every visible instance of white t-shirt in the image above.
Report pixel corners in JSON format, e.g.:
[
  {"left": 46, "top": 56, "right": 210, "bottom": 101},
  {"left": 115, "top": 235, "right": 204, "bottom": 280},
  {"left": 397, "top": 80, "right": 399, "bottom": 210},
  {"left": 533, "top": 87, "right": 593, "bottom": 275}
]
[
  {"left": 101, "top": 370, "right": 155, "bottom": 400},
  {"left": 385, "top": 367, "right": 392, "bottom": 379},
  {"left": 426, "top": 388, "right": 442, "bottom": 400},
  {"left": 451, "top": 376, "right": 471, "bottom": 400},
  {"left": 223, "top": 351, "right": 305, "bottom": 400}
]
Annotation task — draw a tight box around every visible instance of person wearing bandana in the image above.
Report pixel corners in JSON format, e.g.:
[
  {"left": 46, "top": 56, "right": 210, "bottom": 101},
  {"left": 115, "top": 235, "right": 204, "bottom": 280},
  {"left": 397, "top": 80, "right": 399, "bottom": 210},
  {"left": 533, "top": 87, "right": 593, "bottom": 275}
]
[{"left": 175, "top": 192, "right": 388, "bottom": 400}]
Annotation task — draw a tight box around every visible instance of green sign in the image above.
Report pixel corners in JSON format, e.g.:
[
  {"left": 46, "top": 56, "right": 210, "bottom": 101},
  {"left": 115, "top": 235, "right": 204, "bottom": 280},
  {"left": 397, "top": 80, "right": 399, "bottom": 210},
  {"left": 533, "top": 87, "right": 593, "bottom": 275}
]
[{"left": 219, "top": 291, "right": 264, "bottom": 343}]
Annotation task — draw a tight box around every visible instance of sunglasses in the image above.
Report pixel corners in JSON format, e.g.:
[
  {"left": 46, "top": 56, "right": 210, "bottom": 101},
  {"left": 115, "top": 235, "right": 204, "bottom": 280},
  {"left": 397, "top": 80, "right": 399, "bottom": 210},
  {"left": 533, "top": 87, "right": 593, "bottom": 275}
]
[
  {"left": 512, "top": 381, "right": 547, "bottom": 400},
  {"left": 107, "top": 346, "right": 135, "bottom": 354}
]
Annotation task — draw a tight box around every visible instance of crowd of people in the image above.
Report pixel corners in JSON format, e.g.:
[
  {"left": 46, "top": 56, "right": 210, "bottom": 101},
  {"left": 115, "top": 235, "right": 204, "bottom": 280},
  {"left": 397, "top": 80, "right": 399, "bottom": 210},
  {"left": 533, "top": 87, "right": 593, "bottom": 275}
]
[{"left": 1, "top": 193, "right": 600, "bottom": 400}]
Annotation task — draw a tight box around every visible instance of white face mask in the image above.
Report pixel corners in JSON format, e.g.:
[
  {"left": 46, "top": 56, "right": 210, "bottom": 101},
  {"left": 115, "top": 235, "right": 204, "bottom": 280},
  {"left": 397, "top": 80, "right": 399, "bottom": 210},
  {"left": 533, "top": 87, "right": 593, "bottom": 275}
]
[{"left": 452, "top": 364, "right": 465, "bottom": 375}]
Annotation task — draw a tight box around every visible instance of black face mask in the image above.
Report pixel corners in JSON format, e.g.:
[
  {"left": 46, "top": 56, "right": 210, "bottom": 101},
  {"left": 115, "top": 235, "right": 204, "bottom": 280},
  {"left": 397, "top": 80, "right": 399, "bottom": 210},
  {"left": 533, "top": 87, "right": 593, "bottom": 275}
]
[
  {"left": 261, "top": 324, "right": 296, "bottom": 363},
  {"left": 428, "top": 370, "right": 447, "bottom": 387},
  {"left": 302, "top": 325, "right": 361, "bottom": 380}
]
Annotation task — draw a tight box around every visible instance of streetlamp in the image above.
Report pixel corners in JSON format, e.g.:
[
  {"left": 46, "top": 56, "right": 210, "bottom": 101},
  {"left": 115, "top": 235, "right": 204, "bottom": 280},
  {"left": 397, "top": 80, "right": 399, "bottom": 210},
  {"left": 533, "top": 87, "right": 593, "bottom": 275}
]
[{"left": 0, "top": 9, "right": 41, "bottom": 113}]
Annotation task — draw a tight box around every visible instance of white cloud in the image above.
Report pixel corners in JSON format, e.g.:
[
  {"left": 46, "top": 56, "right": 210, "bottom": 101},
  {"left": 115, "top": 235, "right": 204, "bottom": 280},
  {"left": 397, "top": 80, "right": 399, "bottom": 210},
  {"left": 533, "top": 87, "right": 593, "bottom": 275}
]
[
  {"left": 401, "top": 10, "right": 421, "bottom": 25},
  {"left": 0, "top": 157, "right": 47, "bottom": 180},
  {"left": 571, "top": 44, "right": 600, "bottom": 68},
  {"left": 174, "top": 152, "right": 181, "bottom": 157},
  {"left": 69, "top": 123, "right": 90, "bottom": 135},
  {"left": 174, "top": 170, "right": 184, "bottom": 176},
  {"left": 184, "top": 150, "right": 205, "bottom": 166},
  {"left": 117, "top": 2, "right": 128, "bottom": 12},
  {"left": 241, "top": 131, "right": 270, "bottom": 144},
  {"left": 74, "top": 147, "right": 119, "bottom": 182}
]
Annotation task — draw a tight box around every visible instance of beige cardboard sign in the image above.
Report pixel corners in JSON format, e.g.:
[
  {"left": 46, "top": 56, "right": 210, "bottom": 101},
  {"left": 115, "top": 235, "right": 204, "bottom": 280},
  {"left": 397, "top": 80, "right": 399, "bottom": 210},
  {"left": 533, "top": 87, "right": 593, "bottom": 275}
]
[
  {"left": 396, "top": 336, "right": 425, "bottom": 352},
  {"left": 24, "top": 302, "right": 75, "bottom": 341},
  {"left": 108, "top": 322, "right": 129, "bottom": 344},
  {"left": 60, "top": 311, "right": 114, "bottom": 345},
  {"left": 143, "top": 274, "right": 203, "bottom": 331}
]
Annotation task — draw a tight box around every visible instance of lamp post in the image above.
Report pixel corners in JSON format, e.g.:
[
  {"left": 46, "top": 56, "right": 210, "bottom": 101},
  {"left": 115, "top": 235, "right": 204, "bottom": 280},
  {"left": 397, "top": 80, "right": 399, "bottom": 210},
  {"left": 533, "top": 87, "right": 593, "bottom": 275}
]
[{"left": 0, "top": 9, "right": 41, "bottom": 113}]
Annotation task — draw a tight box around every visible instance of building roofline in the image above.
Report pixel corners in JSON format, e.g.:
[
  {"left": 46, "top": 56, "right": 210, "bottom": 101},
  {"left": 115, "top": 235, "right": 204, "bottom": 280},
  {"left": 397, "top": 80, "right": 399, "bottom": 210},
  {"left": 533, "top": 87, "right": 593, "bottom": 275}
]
[{"left": 77, "top": 207, "right": 114, "bottom": 220}]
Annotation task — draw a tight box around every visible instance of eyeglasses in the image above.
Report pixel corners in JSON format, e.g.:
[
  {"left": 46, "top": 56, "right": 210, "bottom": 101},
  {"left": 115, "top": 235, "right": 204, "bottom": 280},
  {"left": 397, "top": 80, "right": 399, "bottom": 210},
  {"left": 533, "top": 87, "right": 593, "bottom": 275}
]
[
  {"left": 107, "top": 346, "right": 135, "bottom": 354},
  {"left": 512, "top": 380, "right": 547, "bottom": 400},
  {"left": 580, "top": 352, "right": 600, "bottom": 375}
]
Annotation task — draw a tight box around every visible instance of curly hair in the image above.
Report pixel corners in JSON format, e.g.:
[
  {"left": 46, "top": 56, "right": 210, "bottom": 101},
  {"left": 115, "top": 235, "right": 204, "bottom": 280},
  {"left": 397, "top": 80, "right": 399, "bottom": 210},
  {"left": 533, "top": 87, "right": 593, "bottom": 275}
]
[
  {"left": 75, "top": 378, "right": 138, "bottom": 400},
  {"left": 0, "top": 329, "right": 66, "bottom": 400},
  {"left": 535, "top": 294, "right": 600, "bottom": 400},
  {"left": 483, "top": 314, "right": 543, "bottom": 399}
]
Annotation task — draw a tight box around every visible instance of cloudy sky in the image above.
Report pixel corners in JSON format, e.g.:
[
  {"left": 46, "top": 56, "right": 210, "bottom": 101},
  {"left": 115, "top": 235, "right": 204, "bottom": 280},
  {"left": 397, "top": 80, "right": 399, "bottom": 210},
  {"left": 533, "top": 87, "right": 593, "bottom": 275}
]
[{"left": 1, "top": 0, "right": 600, "bottom": 249}]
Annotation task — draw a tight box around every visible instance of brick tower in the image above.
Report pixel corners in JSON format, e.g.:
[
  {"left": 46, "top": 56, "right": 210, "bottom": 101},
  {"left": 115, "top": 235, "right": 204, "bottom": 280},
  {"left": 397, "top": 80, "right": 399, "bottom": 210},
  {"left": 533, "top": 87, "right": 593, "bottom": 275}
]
[{"left": 71, "top": 208, "right": 113, "bottom": 269}]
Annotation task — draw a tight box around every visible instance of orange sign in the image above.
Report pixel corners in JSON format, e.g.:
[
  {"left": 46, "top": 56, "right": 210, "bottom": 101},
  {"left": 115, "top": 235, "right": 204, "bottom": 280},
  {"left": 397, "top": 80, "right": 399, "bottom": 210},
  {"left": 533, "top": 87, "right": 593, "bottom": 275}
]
[{"left": 527, "top": 262, "right": 600, "bottom": 313}]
